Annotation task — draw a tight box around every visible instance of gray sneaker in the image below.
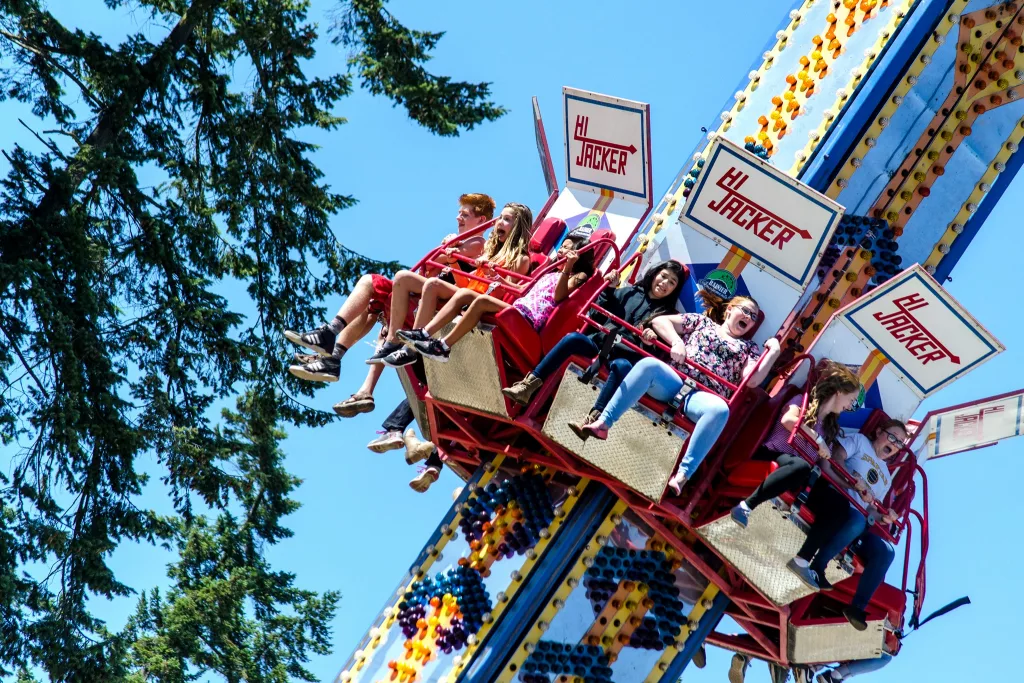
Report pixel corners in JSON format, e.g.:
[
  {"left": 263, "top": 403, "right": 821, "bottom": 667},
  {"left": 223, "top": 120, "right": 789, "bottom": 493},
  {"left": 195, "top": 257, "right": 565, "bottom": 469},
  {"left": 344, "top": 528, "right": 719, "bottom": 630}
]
[
  {"left": 367, "top": 430, "right": 404, "bottom": 453},
  {"left": 786, "top": 558, "right": 820, "bottom": 590}
]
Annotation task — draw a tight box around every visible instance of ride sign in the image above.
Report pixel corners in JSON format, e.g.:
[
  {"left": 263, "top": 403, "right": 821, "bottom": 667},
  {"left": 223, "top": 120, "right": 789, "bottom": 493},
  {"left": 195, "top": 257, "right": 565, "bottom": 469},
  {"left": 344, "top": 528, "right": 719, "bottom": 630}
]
[
  {"left": 681, "top": 137, "right": 843, "bottom": 291},
  {"left": 910, "top": 389, "right": 1024, "bottom": 461},
  {"left": 563, "top": 87, "right": 651, "bottom": 204},
  {"left": 839, "top": 265, "right": 1004, "bottom": 397}
]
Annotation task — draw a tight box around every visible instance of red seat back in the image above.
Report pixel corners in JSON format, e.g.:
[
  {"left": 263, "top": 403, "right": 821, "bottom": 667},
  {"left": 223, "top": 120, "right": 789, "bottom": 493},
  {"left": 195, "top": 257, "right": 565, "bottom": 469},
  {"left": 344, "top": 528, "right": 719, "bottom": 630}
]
[
  {"left": 529, "top": 217, "right": 566, "bottom": 255},
  {"left": 723, "top": 382, "right": 804, "bottom": 471}
]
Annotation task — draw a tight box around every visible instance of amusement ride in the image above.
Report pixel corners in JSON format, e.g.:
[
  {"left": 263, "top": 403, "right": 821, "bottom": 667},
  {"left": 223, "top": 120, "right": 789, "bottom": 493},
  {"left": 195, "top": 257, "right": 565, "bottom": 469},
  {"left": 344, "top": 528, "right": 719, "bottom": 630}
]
[{"left": 322, "top": 1, "right": 1024, "bottom": 681}]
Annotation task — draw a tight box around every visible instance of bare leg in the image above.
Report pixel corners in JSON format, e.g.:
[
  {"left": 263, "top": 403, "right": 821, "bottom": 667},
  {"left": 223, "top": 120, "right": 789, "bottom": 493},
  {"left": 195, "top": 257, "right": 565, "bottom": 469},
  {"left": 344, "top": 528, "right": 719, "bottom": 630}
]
[
  {"left": 442, "top": 295, "right": 507, "bottom": 347},
  {"left": 336, "top": 311, "right": 377, "bottom": 350},
  {"left": 388, "top": 270, "right": 428, "bottom": 342},
  {"left": 413, "top": 277, "right": 460, "bottom": 330},
  {"left": 424, "top": 289, "right": 479, "bottom": 336},
  {"left": 333, "top": 274, "right": 375, "bottom": 333},
  {"left": 354, "top": 363, "right": 385, "bottom": 398}
]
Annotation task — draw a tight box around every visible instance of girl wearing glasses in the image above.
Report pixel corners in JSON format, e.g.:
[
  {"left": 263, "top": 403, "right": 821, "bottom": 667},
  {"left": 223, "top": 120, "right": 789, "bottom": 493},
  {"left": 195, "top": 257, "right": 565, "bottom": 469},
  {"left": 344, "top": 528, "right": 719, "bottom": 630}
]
[{"left": 576, "top": 291, "right": 781, "bottom": 496}]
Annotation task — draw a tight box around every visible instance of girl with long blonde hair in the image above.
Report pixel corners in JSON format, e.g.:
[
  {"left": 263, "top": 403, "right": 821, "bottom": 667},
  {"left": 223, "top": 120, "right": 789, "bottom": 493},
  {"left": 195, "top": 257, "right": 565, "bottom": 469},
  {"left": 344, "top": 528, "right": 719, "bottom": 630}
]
[{"left": 366, "top": 202, "right": 534, "bottom": 364}]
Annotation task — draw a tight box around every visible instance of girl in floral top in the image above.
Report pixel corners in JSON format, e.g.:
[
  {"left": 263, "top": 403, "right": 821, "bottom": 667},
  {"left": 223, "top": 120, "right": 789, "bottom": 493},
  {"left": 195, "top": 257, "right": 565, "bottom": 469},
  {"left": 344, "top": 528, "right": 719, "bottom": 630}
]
[{"left": 579, "top": 291, "right": 782, "bottom": 496}]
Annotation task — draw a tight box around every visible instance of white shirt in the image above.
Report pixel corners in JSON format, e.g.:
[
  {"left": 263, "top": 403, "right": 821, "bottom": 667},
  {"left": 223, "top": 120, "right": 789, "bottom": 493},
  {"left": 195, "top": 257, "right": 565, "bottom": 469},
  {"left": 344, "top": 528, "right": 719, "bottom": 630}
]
[{"left": 837, "top": 433, "right": 892, "bottom": 502}]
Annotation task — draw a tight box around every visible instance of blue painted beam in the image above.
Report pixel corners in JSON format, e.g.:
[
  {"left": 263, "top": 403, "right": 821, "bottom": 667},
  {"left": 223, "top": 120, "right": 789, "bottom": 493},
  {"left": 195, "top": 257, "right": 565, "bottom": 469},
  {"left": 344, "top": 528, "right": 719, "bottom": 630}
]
[
  {"left": 800, "top": 0, "right": 956, "bottom": 190},
  {"left": 660, "top": 591, "right": 731, "bottom": 682},
  {"left": 934, "top": 141, "right": 1024, "bottom": 282},
  {"left": 457, "top": 484, "right": 618, "bottom": 683}
]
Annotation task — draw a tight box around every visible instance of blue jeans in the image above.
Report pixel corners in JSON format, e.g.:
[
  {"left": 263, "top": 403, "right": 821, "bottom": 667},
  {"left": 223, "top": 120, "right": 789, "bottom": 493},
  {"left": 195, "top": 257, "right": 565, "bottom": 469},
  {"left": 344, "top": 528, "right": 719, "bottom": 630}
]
[
  {"left": 808, "top": 504, "right": 896, "bottom": 610},
  {"left": 808, "top": 503, "right": 868, "bottom": 575},
  {"left": 532, "top": 332, "right": 634, "bottom": 413},
  {"left": 599, "top": 357, "right": 730, "bottom": 478},
  {"left": 851, "top": 532, "right": 896, "bottom": 611},
  {"left": 838, "top": 653, "right": 892, "bottom": 678}
]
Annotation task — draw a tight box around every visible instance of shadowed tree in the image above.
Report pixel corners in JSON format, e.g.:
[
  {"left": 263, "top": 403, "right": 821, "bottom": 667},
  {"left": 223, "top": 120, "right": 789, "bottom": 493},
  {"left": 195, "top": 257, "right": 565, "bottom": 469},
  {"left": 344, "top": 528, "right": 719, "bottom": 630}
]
[{"left": 0, "top": 0, "right": 504, "bottom": 679}]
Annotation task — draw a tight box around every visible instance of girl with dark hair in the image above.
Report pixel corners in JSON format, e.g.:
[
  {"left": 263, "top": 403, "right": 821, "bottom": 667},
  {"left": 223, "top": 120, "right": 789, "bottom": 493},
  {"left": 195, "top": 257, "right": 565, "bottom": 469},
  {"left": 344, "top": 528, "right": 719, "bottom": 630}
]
[
  {"left": 732, "top": 359, "right": 862, "bottom": 522},
  {"left": 395, "top": 232, "right": 598, "bottom": 362},
  {"left": 500, "top": 260, "right": 688, "bottom": 416},
  {"left": 577, "top": 290, "right": 782, "bottom": 495}
]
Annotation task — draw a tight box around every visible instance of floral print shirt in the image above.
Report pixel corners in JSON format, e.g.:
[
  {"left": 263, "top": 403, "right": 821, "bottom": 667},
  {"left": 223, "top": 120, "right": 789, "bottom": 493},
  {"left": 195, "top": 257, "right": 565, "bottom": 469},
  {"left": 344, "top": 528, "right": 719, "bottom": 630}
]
[{"left": 672, "top": 313, "right": 761, "bottom": 398}]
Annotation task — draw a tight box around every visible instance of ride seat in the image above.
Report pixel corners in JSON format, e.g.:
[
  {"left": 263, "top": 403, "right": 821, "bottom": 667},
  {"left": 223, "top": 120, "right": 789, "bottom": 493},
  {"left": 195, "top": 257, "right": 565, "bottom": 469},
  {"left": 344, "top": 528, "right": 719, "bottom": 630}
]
[
  {"left": 721, "top": 383, "right": 805, "bottom": 490},
  {"left": 527, "top": 217, "right": 567, "bottom": 273},
  {"left": 492, "top": 229, "right": 613, "bottom": 372}
]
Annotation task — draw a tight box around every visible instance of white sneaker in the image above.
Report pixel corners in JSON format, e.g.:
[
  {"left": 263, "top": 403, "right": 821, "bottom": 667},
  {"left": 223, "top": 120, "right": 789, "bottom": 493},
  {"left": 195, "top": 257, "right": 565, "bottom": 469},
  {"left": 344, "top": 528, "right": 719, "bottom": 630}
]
[
  {"left": 409, "top": 466, "right": 440, "bottom": 493},
  {"left": 366, "top": 430, "right": 404, "bottom": 453}
]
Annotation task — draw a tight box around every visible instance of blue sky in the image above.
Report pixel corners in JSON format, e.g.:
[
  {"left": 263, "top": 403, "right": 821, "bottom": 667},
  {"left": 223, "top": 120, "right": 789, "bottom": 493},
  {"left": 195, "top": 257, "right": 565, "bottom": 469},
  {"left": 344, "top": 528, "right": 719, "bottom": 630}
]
[{"left": 3, "top": 1, "right": 1023, "bottom": 681}]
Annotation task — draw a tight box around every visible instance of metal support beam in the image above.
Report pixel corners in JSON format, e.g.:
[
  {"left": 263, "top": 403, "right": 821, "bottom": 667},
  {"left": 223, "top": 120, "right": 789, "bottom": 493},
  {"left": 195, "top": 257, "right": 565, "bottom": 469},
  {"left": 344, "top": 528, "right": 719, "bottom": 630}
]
[
  {"left": 457, "top": 484, "right": 617, "bottom": 683},
  {"left": 661, "top": 591, "right": 731, "bottom": 681}
]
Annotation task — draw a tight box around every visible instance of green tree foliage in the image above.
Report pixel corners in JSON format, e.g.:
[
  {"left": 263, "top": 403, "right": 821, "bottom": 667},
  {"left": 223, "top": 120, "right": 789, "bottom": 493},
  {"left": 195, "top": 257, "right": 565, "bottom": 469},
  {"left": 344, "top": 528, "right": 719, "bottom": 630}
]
[{"left": 0, "top": 0, "right": 504, "bottom": 679}]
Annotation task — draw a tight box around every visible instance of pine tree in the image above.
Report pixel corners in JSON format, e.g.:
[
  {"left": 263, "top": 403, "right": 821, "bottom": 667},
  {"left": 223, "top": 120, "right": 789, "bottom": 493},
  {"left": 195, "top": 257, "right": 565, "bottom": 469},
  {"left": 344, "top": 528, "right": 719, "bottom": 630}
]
[{"left": 0, "top": 0, "right": 504, "bottom": 679}]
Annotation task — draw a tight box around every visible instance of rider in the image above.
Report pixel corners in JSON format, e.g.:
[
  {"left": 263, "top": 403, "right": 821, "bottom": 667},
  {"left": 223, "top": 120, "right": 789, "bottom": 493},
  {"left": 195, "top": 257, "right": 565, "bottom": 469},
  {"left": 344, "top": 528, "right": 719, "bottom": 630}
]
[
  {"left": 804, "top": 419, "right": 907, "bottom": 629},
  {"left": 284, "top": 193, "right": 495, "bottom": 390},
  {"left": 500, "top": 260, "right": 687, "bottom": 422},
  {"left": 396, "top": 230, "right": 597, "bottom": 362},
  {"left": 369, "top": 202, "right": 534, "bottom": 367},
  {"left": 730, "top": 360, "right": 861, "bottom": 529},
  {"left": 578, "top": 291, "right": 782, "bottom": 495}
]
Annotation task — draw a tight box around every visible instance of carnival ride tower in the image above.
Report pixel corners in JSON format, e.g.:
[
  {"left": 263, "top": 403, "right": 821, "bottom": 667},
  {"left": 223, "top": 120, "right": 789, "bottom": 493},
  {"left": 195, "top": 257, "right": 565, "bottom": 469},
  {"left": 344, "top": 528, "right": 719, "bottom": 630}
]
[{"left": 334, "top": 1, "right": 1024, "bottom": 682}]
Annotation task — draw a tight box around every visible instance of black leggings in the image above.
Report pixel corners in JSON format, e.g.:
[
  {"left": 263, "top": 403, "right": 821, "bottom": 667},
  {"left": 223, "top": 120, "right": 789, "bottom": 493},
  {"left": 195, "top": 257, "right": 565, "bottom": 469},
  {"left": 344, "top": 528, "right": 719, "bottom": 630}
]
[{"left": 744, "top": 451, "right": 812, "bottom": 509}]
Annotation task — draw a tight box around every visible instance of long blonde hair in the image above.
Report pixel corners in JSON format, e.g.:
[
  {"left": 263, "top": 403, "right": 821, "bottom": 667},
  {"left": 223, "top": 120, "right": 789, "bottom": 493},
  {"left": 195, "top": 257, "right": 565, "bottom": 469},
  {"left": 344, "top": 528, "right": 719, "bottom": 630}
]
[
  {"left": 484, "top": 202, "right": 533, "bottom": 268},
  {"left": 805, "top": 359, "right": 860, "bottom": 444},
  {"left": 698, "top": 290, "right": 759, "bottom": 325}
]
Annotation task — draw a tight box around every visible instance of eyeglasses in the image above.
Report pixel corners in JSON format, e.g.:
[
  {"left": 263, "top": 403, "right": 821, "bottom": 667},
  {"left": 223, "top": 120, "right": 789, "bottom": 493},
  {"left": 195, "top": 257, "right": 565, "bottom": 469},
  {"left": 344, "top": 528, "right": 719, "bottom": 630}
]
[
  {"left": 882, "top": 430, "right": 905, "bottom": 449},
  {"left": 735, "top": 306, "right": 758, "bottom": 321}
]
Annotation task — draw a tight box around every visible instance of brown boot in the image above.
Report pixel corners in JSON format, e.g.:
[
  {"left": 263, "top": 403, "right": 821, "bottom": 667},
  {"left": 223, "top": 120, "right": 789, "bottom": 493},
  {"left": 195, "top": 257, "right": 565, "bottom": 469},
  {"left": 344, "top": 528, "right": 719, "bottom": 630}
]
[
  {"left": 567, "top": 409, "right": 602, "bottom": 441},
  {"left": 501, "top": 373, "right": 543, "bottom": 405},
  {"left": 404, "top": 429, "right": 436, "bottom": 465}
]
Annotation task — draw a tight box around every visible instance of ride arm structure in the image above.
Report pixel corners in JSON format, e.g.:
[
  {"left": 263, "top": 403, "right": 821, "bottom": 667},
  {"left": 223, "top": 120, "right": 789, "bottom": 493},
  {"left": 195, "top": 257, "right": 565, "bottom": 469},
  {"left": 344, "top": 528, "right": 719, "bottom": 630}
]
[{"left": 333, "top": 2, "right": 1024, "bottom": 682}]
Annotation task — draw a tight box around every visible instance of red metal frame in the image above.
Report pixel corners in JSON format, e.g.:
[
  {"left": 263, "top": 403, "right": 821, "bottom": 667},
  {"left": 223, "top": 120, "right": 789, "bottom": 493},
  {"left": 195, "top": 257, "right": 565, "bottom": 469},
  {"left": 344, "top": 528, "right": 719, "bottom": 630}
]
[{"left": 393, "top": 234, "right": 935, "bottom": 669}]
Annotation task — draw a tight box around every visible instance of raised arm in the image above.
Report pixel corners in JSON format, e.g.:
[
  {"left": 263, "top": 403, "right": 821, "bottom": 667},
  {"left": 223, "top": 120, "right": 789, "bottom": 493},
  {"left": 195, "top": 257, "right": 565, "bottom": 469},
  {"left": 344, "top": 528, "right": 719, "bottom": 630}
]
[
  {"left": 741, "top": 337, "right": 781, "bottom": 386},
  {"left": 554, "top": 251, "right": 586, "bottom": 303},
  {"left": 651, "top": 314, "right": 685, "bottom": 344},
  {"left": 779, "top": 402, "right": 831, "bottom": 460}
]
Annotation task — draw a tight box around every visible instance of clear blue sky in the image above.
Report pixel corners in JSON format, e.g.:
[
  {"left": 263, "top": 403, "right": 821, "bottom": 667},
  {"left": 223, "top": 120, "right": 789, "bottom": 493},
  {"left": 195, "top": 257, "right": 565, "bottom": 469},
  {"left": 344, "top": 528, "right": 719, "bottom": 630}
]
[{"left": 4, "top": 1, "right": 1023, "bottom": 681}]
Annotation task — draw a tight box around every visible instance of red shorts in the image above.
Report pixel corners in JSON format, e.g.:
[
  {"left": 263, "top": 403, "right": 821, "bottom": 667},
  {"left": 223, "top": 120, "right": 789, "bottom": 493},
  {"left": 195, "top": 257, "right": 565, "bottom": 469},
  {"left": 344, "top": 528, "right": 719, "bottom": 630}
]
[{"left": 367, "top": 273, "right": 417, "bottom": 329}]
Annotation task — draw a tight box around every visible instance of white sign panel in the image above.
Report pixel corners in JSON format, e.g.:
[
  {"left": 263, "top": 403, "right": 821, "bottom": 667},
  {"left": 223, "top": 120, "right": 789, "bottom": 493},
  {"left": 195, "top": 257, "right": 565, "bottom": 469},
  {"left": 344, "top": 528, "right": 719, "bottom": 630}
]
[
  {"left": 563, "top": 87, "right": 651, "bottom": 204},
  {"left": 913, "top": 391, "right": 1024, "bottom": 461},
  {"left": 681, "top": 137, "right": 843, "bottom": 291},
  {"left": 840, "top": 265, "right": 1004, "bottom": 398}
]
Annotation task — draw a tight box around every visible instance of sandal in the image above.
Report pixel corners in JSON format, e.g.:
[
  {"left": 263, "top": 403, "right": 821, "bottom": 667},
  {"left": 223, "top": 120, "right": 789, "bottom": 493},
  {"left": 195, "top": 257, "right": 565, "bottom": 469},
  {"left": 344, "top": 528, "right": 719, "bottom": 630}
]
[{"left": 333, "top": 393, "right": 375, "bottom": 418}]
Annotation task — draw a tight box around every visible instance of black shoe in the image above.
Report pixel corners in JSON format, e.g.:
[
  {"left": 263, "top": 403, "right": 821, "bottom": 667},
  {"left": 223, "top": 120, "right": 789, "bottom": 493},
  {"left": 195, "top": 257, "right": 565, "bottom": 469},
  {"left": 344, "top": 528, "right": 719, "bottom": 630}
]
[
  {"left": 816, "top": 670, "right": 840, "bottom": 683},
  {"left": 843, "top": 605, "right": 868, "bottom": 631},
  {"left": 383, "top": 347, "right": 420, "bottom": 367},
  {"left": 288, "top": 356, "right": 340, "bottom": 383},
  {"left": 397, "top": 328, "right": 432, "bottom": 345},
  {"left": 366, "top": 340, "right": 403, "bottom": 365},
  {"left": 413, "top": 338, "right": 451, "bottom": 362},
  {"left": 284, "top": 325, "right": 335, "bottom": 356}
]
